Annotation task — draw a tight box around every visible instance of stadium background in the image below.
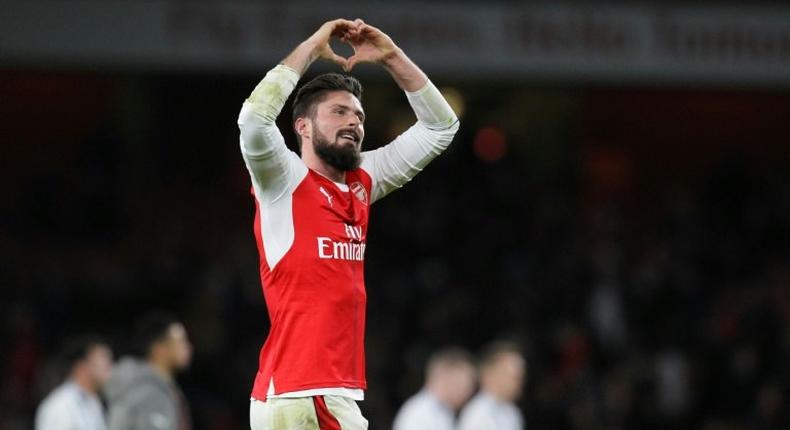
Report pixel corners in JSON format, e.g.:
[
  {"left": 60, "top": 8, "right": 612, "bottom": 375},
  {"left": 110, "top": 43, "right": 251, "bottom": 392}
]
[{"left": 1, "top": 1, "right": 789, "bottom": 429}]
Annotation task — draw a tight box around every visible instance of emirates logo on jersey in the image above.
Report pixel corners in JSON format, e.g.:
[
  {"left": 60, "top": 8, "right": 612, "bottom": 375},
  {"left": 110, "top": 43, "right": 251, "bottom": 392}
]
[
  {"left": 317, "top": 223, "right": 366, "bottom": 261},
  {"left": 350, "top": 182, "right": 368, "bottom": 204}
]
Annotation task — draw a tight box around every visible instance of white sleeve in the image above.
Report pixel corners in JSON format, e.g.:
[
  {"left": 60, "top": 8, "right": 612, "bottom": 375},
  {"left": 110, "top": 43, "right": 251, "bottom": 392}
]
[
  {"left": 360, "top": 81, "right": 460, "bottom": 203},
  {"left": 238, "top": 64, "right": 308, "bottom": 203}
]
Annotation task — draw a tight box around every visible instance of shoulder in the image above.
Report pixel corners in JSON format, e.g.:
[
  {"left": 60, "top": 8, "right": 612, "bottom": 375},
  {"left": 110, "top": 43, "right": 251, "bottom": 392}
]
[
  {"left": 395, "top": 393, "right": 425, "bottom": 417},
  {"left": 396, "top": 392, "right": 454, "bottom": 429},
  {"left": 505, "top": 402, "right": 525, "bottom": 422},
  {"left": 39, "top": 383, "right": 76, "bottom": 408},
  {"left": 396, "top": 393, "right": 434, "bottom": 420},
  {"left": 459, "top": 394, "right": 492, "bottom": 422},
  {"left": 129, "top": 382, "right": 173, "bottom": 406},
  {"left": 36, "top": 385, "right": 77, "bottom": 426},
  {"left": 111, "top": 373, "right": 172, "bottom": 409},
  {"left": 463, "top": 393, "right": 490, "bottom": 411}
]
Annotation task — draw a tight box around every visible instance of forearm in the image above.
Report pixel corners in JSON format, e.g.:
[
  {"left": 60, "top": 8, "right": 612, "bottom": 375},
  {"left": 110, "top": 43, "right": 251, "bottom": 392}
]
[
  {"left": 382, "top": 48, "right": 456, "bottom": 128},
  {"left": 280, "top": 40, "right": 320, "bottom": 76},
  {"left": 381, "top": 48, "right": 428, "bottom": 92}
]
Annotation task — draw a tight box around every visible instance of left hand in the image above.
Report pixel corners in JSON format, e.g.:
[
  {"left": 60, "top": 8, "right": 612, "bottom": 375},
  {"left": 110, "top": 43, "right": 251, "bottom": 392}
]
[{"left": 341, "top": 19, "right": 400, "bottom": 72}]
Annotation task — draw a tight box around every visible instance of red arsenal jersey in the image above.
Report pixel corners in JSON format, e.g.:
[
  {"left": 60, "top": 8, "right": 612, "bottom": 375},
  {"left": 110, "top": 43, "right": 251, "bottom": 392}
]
[{"left": 251, "top": 168, "right": 372, "bottom": 398}]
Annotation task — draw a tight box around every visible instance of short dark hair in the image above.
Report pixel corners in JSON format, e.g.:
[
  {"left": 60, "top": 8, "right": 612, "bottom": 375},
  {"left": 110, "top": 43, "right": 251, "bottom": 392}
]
[
  {"left": 292, "top": 73, "right": 363, "bottom": 143},
  {"left": 426, "top": 346, "right": 475, "bottom": 374},
  {"left": 132, "top": 311, "right": 180, "bottom": 358},
  {"left": 479, "top": 340, "right": 523, "bottom": 369},
  {"left": 60, "top": 335, "right": 107, "bottom": 370}
]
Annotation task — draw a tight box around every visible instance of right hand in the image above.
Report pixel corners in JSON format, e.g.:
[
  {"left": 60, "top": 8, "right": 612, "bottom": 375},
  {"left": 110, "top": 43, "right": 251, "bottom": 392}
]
[{"left": 305, "top": 19, "right": 358, "bottom": 69}]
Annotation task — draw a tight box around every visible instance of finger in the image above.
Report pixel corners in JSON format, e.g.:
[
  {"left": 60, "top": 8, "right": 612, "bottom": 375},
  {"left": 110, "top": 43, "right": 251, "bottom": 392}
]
[
  {"left": 332, "top": 18, "right": 355, "bottom": 27},
  {"left": 340, "top": 31, "right": 361, "bottom": 46},
  {"left": 345, "top": 55, "right": 360, "bottom": 72},
  {"left": 338, "top": 28, "right": 351, "bottom": 41},
  {"left": 329, "top": 18, "right": 356, "bottom": 36},
  {"left": 329, "top": 52, "right": 349, "bottom": 69},
  {"left": 350, "top": 26, "right": 366, "bottom": 42},
  {"left": 334, "top": 56, "right": 349, "bottom": 70},
  {"left": 360, "top": 24, "right": 380, "bottom": 34},
  {"left": 339, "top": 30, "right": 359, "bottom": 46}
]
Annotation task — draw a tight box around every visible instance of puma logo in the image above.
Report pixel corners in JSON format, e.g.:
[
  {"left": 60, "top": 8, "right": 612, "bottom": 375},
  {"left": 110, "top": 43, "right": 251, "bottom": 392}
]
[{"left": 319, "top": 186, "right": 334, "bottom": 207}]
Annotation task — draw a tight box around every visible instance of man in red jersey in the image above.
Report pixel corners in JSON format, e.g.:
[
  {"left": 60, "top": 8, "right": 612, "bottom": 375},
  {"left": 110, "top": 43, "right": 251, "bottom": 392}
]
[{"left": 238, "top": 18, "right": 459, "bottom": 429}]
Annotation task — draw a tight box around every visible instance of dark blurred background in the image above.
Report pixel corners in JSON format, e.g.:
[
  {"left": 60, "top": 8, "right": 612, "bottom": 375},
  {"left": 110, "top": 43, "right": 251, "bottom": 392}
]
[{"left": 2, "top": 1, "right": 789, "bottom": 429}]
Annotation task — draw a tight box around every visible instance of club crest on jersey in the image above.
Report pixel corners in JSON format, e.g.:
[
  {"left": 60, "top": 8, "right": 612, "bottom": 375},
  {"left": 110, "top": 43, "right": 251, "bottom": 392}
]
[{"left": 350, "top": 182, "right": 368, "bottom": 204}]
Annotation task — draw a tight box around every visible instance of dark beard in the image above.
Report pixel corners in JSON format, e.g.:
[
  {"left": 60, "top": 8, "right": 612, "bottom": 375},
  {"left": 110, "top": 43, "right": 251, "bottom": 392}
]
[{"left": 313, "top": 128, "right": 361, "bottom": 172}]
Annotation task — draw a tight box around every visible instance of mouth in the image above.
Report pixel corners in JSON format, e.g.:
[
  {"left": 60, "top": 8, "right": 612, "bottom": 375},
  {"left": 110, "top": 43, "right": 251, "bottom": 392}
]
[{"left": 337, "top": 129, "right": 360, "bottom": 144}]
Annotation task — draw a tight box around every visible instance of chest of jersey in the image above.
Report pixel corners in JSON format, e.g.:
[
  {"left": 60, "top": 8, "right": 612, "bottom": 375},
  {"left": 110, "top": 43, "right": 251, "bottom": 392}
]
[{"left": 289, "top": 170, "right": 371, "bottom": 265}]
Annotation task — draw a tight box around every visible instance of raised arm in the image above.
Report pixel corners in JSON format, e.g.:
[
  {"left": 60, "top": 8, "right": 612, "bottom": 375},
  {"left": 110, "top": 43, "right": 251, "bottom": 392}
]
[
  {"left": 345, "top": 21, "right": 460, "bottom": 202},
  {"left": 238, "top": 19, "right": 356, "bottom": 202}
]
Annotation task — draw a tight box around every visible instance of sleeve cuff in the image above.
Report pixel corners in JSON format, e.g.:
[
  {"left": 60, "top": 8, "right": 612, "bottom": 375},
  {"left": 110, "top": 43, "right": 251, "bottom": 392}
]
[
  {"left": 274, "top": 63, "right": 301, "bottom": 81},
  {"left": 405, "top": 81, "right": 458, "bottom": 127},
  {"left": 245, "top": 64, "right": 302, "bottom": 122}
]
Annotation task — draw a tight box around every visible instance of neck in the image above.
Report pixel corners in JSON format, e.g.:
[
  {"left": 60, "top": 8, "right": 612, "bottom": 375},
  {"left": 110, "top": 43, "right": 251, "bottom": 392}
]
[
  {"left": 482, "top": 386, "right": 509, "bottom": 403},
  {"left": 301, "top": 141, "right": 346, "bottom": 183},
  {"left": 149, "top": 358, "right": 173, "bottom": 381},
  {"left": 70, "top": 371, "right": 96, "bottom": 394},
  {"left": 425, "top": 383, "right": 453, "bottom": 410}
]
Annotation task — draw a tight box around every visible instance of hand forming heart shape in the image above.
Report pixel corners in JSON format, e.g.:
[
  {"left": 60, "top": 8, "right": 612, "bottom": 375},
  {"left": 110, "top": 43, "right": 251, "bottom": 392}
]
[{"left": 307, "top": 18, "right": 399, "bottom": 72}]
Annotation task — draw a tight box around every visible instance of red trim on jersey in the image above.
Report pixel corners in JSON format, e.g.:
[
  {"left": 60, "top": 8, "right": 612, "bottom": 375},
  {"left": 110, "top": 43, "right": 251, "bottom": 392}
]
[{"left": 313, "top": 396, "right": 342, "bottom": 430}]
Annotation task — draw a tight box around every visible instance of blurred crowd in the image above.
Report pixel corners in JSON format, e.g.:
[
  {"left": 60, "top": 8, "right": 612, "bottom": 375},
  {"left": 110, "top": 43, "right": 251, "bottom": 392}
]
[{"left": 1, "top": 72, "right": 789, "bottom": 430}]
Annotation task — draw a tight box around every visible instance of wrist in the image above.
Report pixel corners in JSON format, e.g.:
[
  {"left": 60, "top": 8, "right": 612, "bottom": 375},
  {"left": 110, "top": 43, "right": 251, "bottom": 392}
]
[
  {"left": 301, "top": 40, "right": 322, "bottom": 62},
  {"left": 380, "top": 47, "right": 406, "bottom": 68}
]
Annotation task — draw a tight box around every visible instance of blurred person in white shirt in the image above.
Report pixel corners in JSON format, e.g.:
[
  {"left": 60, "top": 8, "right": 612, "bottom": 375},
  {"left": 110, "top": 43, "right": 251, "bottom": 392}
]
[
  {"left": 393, "top": 347, "right": 477, "bottom": 430},
  {"left": 459, "top": 341, "right": 526, "bottom": 430},
  {"left": 35, "top": 336, "right": 114, "bottom": 430}
]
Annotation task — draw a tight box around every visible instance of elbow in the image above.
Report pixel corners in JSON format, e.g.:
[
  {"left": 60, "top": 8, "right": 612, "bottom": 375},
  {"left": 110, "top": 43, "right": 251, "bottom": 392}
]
[
  {"left": 421, "top": 116, "right": 460, "bottom": 135},
  {"left": 440, "top": 118, "right": 460, "bottom": 143},
  {"left": 448, "top": 117, "right": 460, "bottom": 135},
  {"left": 237, "top": 103, "right": 257, "bottom": 127},
  {"left": 440, "top": 118, "right": 460, "bottom": 149}
]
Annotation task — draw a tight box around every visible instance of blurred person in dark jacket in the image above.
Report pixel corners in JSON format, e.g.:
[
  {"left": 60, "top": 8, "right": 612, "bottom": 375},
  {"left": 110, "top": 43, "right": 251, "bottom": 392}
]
[
  {"left": 35, "top": 336, "right": 113, "bottom": 430},
  {"left": 105, "top": 312, "right": 192, "bottom": 430}
]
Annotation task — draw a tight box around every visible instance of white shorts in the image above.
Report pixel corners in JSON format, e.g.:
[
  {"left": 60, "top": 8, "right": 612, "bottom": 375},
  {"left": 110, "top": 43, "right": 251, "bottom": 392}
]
[{"left": 250, "top": 396, "right": 368, "bottom": 430}]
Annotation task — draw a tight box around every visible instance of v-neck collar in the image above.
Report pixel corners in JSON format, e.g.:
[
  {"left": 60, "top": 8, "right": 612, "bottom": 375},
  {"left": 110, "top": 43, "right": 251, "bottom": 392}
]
[{"left": 311, "top": 168, "right": 350, "bottom": 192}]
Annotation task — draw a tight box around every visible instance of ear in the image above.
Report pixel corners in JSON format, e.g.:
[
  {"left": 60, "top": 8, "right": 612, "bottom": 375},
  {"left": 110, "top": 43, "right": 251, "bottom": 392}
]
[{"left": 294, "top": 117, "right": 312, "bottom": 142}]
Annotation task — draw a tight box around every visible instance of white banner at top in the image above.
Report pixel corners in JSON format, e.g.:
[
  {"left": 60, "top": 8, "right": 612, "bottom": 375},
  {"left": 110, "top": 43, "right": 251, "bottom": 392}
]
[{"left": 1, "top": 0, "right": 790, "bottom": 85}]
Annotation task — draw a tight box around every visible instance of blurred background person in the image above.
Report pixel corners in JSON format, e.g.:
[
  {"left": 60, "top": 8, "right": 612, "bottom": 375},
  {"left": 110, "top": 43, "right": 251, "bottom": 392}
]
[
  {"left": 34, "top": 336, "right": 113, "bottom": 430},
  {"left": 392, "top": 347, "right": 477, "bottom": 430},
  {"left": 105, "top": 311, "right": 193, "bottom": 430},
  {"left": 459, "top": 341, "right": 526, "bottom": 430}
]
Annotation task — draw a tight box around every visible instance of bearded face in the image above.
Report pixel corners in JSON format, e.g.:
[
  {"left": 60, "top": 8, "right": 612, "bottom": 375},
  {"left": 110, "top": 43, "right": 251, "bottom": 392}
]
[
  {"left": 300, "top": 90, "right": 366, "bottom": 173},
  {"left": 312, "top": 125, "right": 362, "bottom": 172}
]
